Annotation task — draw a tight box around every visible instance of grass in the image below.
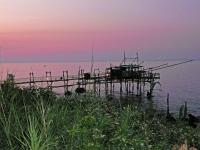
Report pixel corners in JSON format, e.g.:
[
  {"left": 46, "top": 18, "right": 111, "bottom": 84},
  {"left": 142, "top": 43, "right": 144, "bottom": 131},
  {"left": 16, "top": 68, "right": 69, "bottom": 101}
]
[{"left": 0, "top": 81, "right": 200, "bottom": 149}]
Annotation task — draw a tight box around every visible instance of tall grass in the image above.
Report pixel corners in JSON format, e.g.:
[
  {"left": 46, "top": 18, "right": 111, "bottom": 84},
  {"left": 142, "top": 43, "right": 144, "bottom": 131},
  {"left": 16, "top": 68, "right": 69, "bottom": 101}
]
[{"left": 0, "top": 81, "right": 199, "bottom": 149}]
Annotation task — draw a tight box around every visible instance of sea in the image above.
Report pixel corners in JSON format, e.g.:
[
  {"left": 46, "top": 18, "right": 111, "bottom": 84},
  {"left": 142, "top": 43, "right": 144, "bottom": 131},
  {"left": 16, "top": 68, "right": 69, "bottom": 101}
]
[{"left": 0, "top": 60, "right": 200, "bottom": 116}]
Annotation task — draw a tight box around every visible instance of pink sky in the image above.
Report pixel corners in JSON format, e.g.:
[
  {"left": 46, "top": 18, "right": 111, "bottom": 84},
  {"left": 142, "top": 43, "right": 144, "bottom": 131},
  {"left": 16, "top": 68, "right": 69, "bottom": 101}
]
[{"left": 0, "top": 0, "right": 200, "bottom": 62}]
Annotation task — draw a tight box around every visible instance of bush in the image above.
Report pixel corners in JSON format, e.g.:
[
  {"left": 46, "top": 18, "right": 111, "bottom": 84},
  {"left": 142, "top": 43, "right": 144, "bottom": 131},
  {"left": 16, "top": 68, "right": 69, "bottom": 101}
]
[{"left": 0, "top": 84, "right": 199, "bottom": 149}]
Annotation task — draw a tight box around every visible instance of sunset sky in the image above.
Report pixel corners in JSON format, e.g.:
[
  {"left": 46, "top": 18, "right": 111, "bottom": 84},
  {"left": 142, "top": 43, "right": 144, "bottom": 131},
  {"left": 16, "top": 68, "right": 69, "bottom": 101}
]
[{"left": 0, "top": 0, "right": 200, "bottom": 62}]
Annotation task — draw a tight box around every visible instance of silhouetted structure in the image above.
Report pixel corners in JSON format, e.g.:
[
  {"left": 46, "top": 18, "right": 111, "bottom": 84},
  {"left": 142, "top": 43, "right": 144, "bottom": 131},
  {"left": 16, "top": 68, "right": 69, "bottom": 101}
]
[{"left": 2, "top": 54, "right": 192, "bottom": 97}]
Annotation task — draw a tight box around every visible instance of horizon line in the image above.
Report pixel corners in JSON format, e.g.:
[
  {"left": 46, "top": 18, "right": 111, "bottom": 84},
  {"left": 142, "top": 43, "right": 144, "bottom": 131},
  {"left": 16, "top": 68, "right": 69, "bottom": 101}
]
[{"left": 1, "top": 58, "right": 199, "bottom": 64}]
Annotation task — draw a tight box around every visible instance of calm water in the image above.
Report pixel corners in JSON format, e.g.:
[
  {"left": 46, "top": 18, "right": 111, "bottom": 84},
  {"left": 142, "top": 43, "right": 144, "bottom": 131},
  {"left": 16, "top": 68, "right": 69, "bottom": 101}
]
[{"left": 0, "top": 60, "right": 200, "bottom": 115}]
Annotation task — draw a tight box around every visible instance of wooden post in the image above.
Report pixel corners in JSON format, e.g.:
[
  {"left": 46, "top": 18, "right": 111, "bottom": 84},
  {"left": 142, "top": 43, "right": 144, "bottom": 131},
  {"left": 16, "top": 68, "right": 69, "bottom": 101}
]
[
  {"left": 137, "top": 79, "right": 139, "bottom": 96},
  {"left": 77, "top": 68, "right": 80, "bottom": 89},
  {"left": 63, "top": 70, "right": 69, "bottom": 95},
  {"left": 167, "top": 93, "right": 170, "bottom": 115},
  {"left": 132, "top": 79, "right": 134, "bottom": 95},
  {"left": 29, "top": 72, "right": 35, "bottom": 88},
  {"left": 120, "top": 79, "right": 122, "bottom": 94},
  {"left": 125, "top": 80, "right": 128, "bottom": 94},
  {"left": 93, "top": 72, "right": 96, "bottom": 94},
  {"left": 105, "top": 72, "right": 108, "bottom": 95},
  {"left": 29, "top": 72, "right": 32, "bottom": 88},
  {"left": 112, "top": 83, "right": 115, "bottom": 93},
  {"left": 128, "top": 81, "right": 131, "bottom": 94},
  {"left": 46, "top": 71, "right": 52, "bottom": 91},
  {"left": 98, "top": 73, "right": 100, "bottom": 96},
  {"left": 110, "top": 80, "right": 113, "bottom": 95},
  {"left": 82, "top": 69, "right": 85, "bottom": 89},
  {"left": 139, "top": 79, "right": 142, "bottom": 96},
  {"left": 105, "top": 80, "right": 108, "bottom": 95}
]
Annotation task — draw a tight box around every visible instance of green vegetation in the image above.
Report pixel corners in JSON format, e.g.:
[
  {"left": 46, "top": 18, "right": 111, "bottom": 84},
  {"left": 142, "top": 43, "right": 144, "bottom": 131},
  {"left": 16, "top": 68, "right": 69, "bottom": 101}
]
[{"left": 0, "top": 82, "right": 200, "bottom": 149}]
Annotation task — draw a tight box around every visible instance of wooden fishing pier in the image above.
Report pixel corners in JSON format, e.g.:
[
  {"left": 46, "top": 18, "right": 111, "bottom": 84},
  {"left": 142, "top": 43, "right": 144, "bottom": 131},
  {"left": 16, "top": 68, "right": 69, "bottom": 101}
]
[{"left": 4, "top": 54, "right": 192, "bottom": 97}]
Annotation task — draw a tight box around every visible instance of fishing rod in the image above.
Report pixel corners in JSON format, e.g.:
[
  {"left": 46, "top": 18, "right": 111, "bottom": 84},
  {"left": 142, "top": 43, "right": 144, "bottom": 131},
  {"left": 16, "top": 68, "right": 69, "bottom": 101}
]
[
  {"left": 144, "top": 63, "right": 168, "bottom": 71},
  {"left": 151, "top": 60, "right": 193, "bottom": 71}
]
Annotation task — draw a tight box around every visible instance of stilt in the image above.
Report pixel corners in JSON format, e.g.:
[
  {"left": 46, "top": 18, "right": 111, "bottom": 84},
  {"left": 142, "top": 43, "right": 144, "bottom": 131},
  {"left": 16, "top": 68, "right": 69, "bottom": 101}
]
[
  {"left": 110, "top": 80, "right": 113, "bottom": 95},
  {"left": 46, "top": 71, "right": 53, "bottom": 91},
  {"left": 112, "top": 83, "right": 115, "bottom": 93},
  {"left": 132, "top": 79, "right": 134, "bottom": 95},
  {"left": 139, "top": 79, "right": 142, "bottom": 96},
  {"left": 105, "top": 80, "right": 108, "bottom": 95},
  {"left": 93, "top": 72, "right": 96, "bottom": 94},
  {"left": 98, "top": 73, "right": 101, "bottom": 96},
  {"left": 63, "top": 70, "right": 70, "bottom": 96},
  {"left": 137, "top": 80, "right": 139, "bottom": 96},
  {"left": 128, "top": 81, "right": 131, "bottom": 93},
  {"left": 120, "top": 79, "right": 123, "bottom": 94},
  {"left": 167, "top": 93, "right": 169, "bottom": 115},
  {"left": 29, "top": 72, "right": 35, "bottom": 88}
]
